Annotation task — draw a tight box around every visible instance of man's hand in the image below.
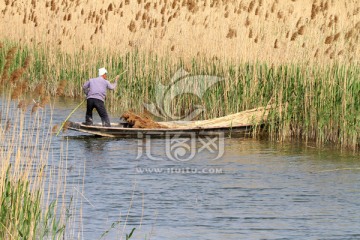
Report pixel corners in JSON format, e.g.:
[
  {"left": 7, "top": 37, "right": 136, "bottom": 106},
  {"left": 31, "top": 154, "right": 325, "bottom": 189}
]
[{"left": 115, "top": 75, "right": 120, "bottom": 82}]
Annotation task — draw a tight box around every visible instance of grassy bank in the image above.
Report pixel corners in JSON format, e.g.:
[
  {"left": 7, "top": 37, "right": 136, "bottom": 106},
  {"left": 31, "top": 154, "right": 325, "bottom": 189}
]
[{"left": 0, "top": 41, "right": 359, "bottom": 150}]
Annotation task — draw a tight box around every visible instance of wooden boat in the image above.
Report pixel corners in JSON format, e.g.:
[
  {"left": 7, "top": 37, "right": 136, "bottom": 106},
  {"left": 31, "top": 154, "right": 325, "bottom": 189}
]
[
  {"left": 66, "top": 121, "right": 259, "bottom": 138},
  {"left": 66, "top": 106, "right": 271, "bottom": 138}
]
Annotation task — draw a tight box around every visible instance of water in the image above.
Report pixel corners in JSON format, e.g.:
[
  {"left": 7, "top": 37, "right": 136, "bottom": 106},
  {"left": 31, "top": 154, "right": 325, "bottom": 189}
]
[
  {"left": 6, "top": 98, "right": 360, "bottom": 240},
  {"left": 63, "top": 136, "right": 360, "bottom": 240}
]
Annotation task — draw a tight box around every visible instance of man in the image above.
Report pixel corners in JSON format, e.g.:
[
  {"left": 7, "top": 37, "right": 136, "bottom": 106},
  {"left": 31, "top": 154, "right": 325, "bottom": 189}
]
[{"left": 83, "top": 67, "right": 119, "bottom": 127}]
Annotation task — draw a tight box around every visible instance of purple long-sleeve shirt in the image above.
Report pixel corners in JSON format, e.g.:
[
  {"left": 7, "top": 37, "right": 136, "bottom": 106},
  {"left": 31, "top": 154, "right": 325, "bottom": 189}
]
[{"left": 83, "top": 76, "right": 117, "bottom": 102}]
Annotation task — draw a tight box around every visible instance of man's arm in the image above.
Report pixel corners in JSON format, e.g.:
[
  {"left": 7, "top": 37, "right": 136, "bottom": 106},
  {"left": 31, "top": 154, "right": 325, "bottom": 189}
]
[
  {"left": 83, "top": 80, "right": 90, "bottom": 95},
  {"left": 106, "top": 75, "right": 120, "bottom": 90}
]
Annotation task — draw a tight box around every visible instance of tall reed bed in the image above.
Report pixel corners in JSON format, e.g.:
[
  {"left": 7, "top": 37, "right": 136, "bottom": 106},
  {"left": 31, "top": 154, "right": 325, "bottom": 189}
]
[
  {"left": 0, "top": 41, "right": 359, "bottom": 150},
  {"left": 0, "top": 94, "right": 80, "bottom": 239},
  {"left": 1, "top": 0, "right": 359, "bottom": 63}
]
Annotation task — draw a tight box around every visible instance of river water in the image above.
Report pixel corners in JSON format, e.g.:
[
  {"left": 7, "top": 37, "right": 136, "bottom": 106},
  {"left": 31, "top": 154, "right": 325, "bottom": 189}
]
[{"left": 6, "top": 98, "right": 360, "bottom": 240}]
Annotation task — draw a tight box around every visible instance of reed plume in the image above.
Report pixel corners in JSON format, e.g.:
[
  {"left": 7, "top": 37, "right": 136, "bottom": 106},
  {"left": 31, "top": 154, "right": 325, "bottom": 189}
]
[
  {"left": 40, "top": 95, "right": 50, "bottom": 107},
  {"left": 5, "top": 119, "right": 11, "bottom": 132},
  {"left": 1, "top": 47, "right": 17, "bottom": 84},
  {"left": 52, "top": 124, "right": 58, "bottom": 134},
  {"left": 17, "top": 99, "right": 29, "bottom": 111},
  {"left": 34, "top": 84, "right": 45, "bottom": 96},
  {"left": 226, "top": 28, "right": 237, "bottom": 39},
  {"left": 31, "top": 102, "right": 40, "bottom": 114},
  {"left": 56, "top": 80, "right": 67, "bottom": 96},
  {"left": 9, "top": 55, "right": 31, "bottom": 83}
]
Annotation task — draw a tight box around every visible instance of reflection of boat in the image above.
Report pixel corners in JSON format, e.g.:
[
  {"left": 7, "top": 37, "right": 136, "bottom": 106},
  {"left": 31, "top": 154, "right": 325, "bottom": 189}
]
[{"left": 67, "top": 106, "right": 271, "bottom": 138}]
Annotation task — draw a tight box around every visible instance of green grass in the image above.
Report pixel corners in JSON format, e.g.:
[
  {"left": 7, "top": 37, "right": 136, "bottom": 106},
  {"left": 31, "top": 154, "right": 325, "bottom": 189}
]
[
  {"left": 0, "top": 40, "right": 359, "bottom": 150},
  {"left": 0, "top": 165, "right": 66, "bottom": 239}
]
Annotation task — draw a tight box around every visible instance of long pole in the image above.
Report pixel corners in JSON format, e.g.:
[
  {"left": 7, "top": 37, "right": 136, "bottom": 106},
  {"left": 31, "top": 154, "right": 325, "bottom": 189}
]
[
  {"left": 55, "top": 99, "right": 86, "bottom": 136},
  {"left": 55, "top": 70, "right": 128, "bottom": 136}
]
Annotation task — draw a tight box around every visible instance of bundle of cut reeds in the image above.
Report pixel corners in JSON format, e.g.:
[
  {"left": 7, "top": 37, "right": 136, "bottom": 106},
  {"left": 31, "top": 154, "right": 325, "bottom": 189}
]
[{"left": 158, "top": 105, "right": 272, "bottom": 129}]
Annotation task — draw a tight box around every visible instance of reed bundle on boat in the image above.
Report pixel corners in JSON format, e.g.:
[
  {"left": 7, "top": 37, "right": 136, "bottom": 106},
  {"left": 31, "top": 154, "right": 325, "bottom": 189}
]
[{"left": 122, "top": 105, "right": 272, "bottom": 129}]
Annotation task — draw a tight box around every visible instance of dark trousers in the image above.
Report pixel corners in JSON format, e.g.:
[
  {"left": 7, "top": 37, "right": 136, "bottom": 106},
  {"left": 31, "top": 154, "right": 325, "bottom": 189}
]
[{"left": 85, "top": 98, "right": 111, "bottom": 127}]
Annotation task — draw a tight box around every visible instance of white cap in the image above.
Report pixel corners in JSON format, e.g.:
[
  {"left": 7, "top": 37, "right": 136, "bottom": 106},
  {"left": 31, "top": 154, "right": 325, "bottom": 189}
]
[{"left": 98, "top": 67, "right": 108, "bottom": 76}]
